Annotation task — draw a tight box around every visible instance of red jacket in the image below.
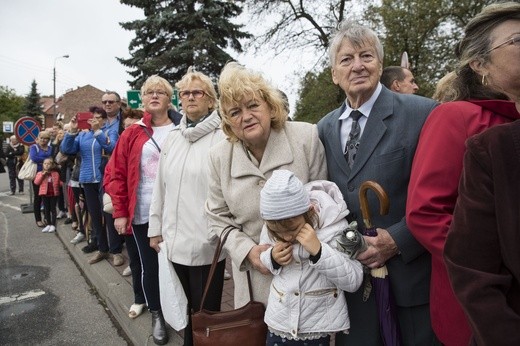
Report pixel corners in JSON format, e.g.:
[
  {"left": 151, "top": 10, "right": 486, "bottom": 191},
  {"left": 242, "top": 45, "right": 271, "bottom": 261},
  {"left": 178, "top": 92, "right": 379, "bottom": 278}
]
[
  {"left": 105, "top": 114, "right": 154, "bottom": 235},
  {"left": 406, "top": 100, "right": 520, "bottom": 346},
  {"left": 34, "top": 170, "right": 62, "bottom": 197}
]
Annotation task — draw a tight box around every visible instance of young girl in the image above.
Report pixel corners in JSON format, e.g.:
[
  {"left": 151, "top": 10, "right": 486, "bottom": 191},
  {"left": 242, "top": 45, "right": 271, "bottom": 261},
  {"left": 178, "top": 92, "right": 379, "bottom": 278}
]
[
  {"left": 34, "top": 158, "right": 62, "bottom": 233},
  {"left": 259, "top": 169, "right": 363, "bottom": 345}
]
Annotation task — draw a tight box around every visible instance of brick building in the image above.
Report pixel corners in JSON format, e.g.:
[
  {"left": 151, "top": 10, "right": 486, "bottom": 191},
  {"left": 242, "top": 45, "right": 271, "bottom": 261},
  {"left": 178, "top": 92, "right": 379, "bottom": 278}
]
[{"left": 42, "top": 85, "right": 127, "bottom": 128}]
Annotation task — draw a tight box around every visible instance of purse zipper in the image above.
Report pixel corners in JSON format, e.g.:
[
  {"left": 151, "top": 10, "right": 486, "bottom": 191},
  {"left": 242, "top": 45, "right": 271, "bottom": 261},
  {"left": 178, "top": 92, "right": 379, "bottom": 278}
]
[{"left": 205, "top": 319, "right": 253, "bottom": 337}]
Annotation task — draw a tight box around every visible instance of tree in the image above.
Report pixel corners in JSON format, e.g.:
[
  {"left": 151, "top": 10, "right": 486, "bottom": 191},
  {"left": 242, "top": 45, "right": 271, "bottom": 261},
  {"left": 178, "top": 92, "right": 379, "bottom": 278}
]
[
  {"left": 118, "top": 0, "right": 252, "bottom": 89},
  {"left": 366, "top": 0, "right": 495, "bottom": 97},
  {"left": 0, "top": 86, "right": 25, "bottom": 122},
  {"left": 24, "top": 80, "right": 42, "bottom": 119},
  {"left": 245, "top": 0, "right": 494, "bottom": 100},
  {"left": 244, "top": 0, "right": 360, "bottom": 55},
  {"left": 293, "top": 67, "right": 343, "bottom": 123}
]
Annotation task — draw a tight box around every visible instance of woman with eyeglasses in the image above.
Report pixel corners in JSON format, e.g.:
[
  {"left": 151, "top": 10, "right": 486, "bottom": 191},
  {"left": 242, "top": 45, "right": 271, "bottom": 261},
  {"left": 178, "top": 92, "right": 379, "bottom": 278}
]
[
  {"left": 406, "top": 3, "right": 520, "bottom": 345},
  {"left": 108, "top": 75, "right": 182, "bottom": 345},
  {"left": 61, "top": 107, "right": 118, "bottom": 263},
  {"left": 205, "top": 62, "right": 327, "bottom": 313},
  {"left": 147, "top": 68, "right": 224, "bottom": 346},
  {"left": 30, "top": 131, "right": 54, "bottom": 227}
]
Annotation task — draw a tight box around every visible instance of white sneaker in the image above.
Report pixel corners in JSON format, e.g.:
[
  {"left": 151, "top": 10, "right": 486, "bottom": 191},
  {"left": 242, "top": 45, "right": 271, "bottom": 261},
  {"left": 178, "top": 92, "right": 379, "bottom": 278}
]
[
  {"left": 122, "top": 266, "right": 132, "bottom": 277},
  {"left": 57, "top": 210, "right": 67, "bottom": 219},
  {"left": 47, "top": 225, "right": 56, "bottom": 233},
  {"left": 42, "top": 225, "right": 51, "bottom": 233},
  {"left": 70, "top": 232, "right": 85, "bottom": 244}
]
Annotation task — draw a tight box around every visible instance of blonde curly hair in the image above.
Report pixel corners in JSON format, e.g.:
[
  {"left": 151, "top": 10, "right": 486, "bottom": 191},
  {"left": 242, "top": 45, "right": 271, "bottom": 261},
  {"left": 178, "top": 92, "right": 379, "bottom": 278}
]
[{"left": 218, "top": 62, "right": 288, "bottom": 142}]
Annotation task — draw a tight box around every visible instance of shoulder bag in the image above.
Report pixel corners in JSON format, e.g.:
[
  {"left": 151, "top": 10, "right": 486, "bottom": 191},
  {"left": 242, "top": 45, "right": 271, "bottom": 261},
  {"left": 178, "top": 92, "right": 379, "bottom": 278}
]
[
  {"left": 17, "top": 146, "right": 39, "bottom": 180},
  {"left": 192, "top": 227, "right": 268, "bottom": 346}
]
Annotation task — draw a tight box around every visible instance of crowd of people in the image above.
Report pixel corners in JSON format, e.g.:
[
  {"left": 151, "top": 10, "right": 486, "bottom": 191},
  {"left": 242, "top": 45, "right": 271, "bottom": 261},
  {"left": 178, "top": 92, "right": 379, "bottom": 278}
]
[{"left": 2, "top": 2, "right": 519, "bottom": 345}]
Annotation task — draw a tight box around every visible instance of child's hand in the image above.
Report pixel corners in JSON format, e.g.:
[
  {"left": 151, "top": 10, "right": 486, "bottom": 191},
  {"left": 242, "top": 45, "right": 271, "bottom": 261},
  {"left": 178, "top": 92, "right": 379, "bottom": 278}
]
[
  {"left": 272, "top": 241, "right": 293, "bottom": 266},
  {"left": 296, "top": 223, "right": 321, "bottom": 256}
]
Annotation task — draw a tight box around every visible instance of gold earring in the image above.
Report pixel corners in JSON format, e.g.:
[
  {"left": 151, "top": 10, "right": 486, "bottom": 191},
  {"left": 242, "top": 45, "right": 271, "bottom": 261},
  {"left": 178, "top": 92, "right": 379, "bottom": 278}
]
[{"left": 481, "top": 74, "right": 488, "bottom": 86}]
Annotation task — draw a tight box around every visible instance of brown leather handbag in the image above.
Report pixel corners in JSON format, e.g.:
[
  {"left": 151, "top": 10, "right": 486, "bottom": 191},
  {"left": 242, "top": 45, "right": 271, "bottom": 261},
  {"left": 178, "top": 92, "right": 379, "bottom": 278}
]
[{"left": 192, "top": 227, "right": 268, "bottom": 346}]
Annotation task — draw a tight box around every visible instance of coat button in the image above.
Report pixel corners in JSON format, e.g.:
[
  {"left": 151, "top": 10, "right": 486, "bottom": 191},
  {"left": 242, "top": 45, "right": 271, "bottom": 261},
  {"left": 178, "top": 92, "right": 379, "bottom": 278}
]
[
  {"left": 294, "top": 292, "right": 299, "bottom": 296},
  {"left": 348, "top": 185, "right": 355, "bottom": 192},
  {"left": 258, "top": 180, "right": 265, "bottom": 187}
]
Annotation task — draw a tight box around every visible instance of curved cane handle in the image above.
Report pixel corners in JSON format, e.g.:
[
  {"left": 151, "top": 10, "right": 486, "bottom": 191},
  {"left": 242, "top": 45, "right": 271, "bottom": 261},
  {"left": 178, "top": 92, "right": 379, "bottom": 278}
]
[{"left": 359, "top": 181, "right": 389, "bottom": 229}]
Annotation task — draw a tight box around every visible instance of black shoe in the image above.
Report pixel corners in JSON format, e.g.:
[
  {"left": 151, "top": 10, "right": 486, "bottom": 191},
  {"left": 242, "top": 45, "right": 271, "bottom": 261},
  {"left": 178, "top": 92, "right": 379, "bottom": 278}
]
[
  {"left": 10, "top": 192, "right": 15, "bottom": 195},
  {"left": 151, "top": 310, "right": 168, "bottom": 345},
  {"left": 82, "top": 243, "right": 98, "bottom": 254},
  {"left": 64, "top": 218, "right": 73, "bottom": 224}
]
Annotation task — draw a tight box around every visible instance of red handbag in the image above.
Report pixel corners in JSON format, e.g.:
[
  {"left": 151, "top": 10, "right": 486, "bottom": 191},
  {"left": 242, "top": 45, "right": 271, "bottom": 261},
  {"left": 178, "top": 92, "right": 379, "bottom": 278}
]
[{"left": 192, "top": 227, "right": 268, "bottom": 346}]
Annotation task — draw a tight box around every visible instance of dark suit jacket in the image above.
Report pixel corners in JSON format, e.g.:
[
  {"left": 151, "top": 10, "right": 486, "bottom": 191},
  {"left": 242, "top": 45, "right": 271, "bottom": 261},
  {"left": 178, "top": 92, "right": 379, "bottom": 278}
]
[{"left": 318, "top": 86, "right": 437, "bottom": 344}]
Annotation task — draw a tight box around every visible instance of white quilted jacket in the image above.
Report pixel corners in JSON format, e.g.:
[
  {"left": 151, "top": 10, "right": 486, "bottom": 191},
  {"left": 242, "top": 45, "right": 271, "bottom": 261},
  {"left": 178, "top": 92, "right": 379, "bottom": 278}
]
[{"left": 259, "top": 180, "right": 363, "bottom": 338}]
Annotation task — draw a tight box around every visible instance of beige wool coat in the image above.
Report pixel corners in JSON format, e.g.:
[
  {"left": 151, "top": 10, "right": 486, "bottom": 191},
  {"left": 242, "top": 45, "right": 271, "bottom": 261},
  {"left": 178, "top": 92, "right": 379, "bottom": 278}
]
[{"left": 205, "top": 121, "right": 327, "bottom": 308}]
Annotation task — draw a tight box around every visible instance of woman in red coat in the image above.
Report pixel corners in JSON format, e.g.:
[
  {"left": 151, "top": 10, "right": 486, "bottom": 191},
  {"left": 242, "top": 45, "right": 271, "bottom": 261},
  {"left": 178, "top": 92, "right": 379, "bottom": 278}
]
[
  {"left": 107, "top": 75, "right": 182, "bottom": 345},
  {"left": 406, "top": 3, "right": 520, "bottom": 345}
]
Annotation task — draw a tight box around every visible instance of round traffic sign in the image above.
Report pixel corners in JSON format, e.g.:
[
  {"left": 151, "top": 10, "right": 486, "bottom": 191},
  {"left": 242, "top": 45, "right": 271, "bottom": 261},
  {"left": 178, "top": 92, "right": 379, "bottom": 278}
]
[{"left": 15, "top": 117, "right": 41, "bottom": 145}]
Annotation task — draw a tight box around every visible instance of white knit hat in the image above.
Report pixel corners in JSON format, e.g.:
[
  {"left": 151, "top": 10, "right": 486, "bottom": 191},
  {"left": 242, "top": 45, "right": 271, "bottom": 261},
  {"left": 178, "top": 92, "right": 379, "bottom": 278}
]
[{"left": 260, "top": 170, "right": 310, "bottom": 220}]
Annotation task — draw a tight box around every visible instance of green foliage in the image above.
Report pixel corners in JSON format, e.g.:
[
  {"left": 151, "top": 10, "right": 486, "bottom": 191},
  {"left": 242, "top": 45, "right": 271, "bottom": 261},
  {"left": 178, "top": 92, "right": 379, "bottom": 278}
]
[
  {"left": 366, "top": 0, "right": 495, "bottom": 97},
  {"left": 24, "top": 80, "right": 42, "bottom": 118},
  {"left": 293, "top": 67, "right": 344, "bottom": 124},
  {"left": 0, "top": 85, "right": 25, "bottom": 122},
  {"left": 118, "top": 0, "right": 252, "bottom": 89},
  {"left": 246, "top": 0, "right": 494, "bottom": 114}
]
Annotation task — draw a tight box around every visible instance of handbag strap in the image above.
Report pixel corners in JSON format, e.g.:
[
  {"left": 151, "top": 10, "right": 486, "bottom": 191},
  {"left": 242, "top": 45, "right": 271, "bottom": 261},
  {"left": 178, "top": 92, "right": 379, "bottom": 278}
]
[
  {"left": 198, "top": 226, "right": 254, "bottom": 311},
  {"left": 143, "top": 126, "right": 161, "bottom": 153}
]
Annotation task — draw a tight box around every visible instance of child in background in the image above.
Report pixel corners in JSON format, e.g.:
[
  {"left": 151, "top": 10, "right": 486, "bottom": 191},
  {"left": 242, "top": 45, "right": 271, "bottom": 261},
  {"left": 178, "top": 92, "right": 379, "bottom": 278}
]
[
  {"left": 259, "top": 170, "right": 363, "bottom": 346},
  {"left": 34, "top": 157, "right": 62, "bottom": 233}
]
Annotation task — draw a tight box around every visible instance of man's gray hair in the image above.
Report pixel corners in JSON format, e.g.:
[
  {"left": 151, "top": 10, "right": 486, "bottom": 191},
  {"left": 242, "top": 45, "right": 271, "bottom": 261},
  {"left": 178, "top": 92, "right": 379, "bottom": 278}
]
[{"left": 328, "top": 20, "right": 384, "bottom": 66}]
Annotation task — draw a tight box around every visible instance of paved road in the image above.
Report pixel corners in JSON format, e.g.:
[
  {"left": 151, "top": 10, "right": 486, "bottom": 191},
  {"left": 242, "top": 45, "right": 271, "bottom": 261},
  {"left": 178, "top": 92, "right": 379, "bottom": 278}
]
[{"left": 0, "top": 175, "right": 129, "bottom": 345}]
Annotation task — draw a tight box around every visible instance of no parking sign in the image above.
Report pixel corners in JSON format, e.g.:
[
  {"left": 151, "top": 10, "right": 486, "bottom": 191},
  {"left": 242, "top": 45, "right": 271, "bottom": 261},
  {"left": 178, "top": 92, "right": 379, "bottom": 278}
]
[{"left": 15, "top": 117, "right": 41, "bottom": 145}]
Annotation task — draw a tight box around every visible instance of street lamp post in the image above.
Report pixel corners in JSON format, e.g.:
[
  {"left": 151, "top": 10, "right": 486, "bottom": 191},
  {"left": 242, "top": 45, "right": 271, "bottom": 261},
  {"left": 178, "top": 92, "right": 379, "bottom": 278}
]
[{"left": 53, "top": 54, "right": 70, "bottom": 120}]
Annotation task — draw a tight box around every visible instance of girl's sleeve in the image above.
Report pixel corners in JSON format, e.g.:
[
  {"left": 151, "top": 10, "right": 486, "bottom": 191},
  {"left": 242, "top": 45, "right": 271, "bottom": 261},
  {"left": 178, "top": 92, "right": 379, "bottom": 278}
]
[
  {"left": 310, "top": 240, "right": 363, "bottom": 293},
  {"left": 34, "top": 172, "right": 44, "bottom": 185}
]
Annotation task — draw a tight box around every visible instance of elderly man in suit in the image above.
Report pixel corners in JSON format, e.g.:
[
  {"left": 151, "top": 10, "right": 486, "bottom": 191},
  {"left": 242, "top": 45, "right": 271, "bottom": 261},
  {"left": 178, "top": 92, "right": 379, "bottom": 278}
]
[{"left": 317, "top": 20, "right": 438, "bottom": 345}]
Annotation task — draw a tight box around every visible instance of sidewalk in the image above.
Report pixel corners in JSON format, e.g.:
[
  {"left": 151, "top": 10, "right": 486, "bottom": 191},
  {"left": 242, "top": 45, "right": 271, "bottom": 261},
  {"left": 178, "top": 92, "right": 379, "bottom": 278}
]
[{"left": 56, "top": 221, "right": 235, "bottom": 346}]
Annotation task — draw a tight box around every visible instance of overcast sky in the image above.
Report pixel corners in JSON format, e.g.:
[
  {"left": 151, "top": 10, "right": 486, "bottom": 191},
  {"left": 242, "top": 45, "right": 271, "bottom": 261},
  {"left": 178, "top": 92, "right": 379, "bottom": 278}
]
[{"left": 0, "top": 0, "right": 309, "bottom": 114}]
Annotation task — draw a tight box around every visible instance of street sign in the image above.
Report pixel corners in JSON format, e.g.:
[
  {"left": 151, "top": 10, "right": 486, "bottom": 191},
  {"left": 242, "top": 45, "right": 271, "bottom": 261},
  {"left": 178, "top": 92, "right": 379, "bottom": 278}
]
[
  {"left": 3, "top": 121, "right": 14, "bottom": 133},
  {"left": 14, "top": 117, "right": 41, "bottom": 145},
  {"left": 127, "top": 89, "right": 180, "bottom": 110},
  {"left": 127, "top": 90, "right": 142, "bottom": 109},
  {"left": 172, "top": 89, "right": 180, "bottom": 110}
]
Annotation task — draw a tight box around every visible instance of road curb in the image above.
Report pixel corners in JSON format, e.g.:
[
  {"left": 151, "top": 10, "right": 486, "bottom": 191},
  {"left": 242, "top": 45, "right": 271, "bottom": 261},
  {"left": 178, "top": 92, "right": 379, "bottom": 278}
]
[{"left": 56, "top": 224, "right": 184, "bottom": 345}]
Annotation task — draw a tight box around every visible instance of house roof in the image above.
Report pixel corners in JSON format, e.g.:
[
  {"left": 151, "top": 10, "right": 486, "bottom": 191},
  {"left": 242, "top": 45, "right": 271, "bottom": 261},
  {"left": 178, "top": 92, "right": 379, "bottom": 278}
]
[
  {"left": 40, "top": 97, "right": 54, "bottom": 114},
  {"left": 54, "top": 85, "right": 106, "bottom": 122}
]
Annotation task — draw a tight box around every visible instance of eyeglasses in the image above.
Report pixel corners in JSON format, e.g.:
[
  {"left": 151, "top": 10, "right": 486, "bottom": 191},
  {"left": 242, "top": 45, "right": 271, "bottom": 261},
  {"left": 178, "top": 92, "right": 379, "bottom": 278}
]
[
  {"left": 102, "top": 100, "right": 118, "bottom": 105},
  {"left": 179, "top": 90, "right": 206, "bottom": 99},
  {"left": 485, "top": 35, "right": 520, "bottom": 54},
  {"left": 143, "top": 90, "right": 168, "bottom": 97}
]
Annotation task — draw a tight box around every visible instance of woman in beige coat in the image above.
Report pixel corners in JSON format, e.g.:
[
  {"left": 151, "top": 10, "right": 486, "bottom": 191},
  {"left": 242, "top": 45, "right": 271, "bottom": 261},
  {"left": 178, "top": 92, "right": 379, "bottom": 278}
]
[{"left": 205, "top": 62, "right": 327, "bottom": 308}]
